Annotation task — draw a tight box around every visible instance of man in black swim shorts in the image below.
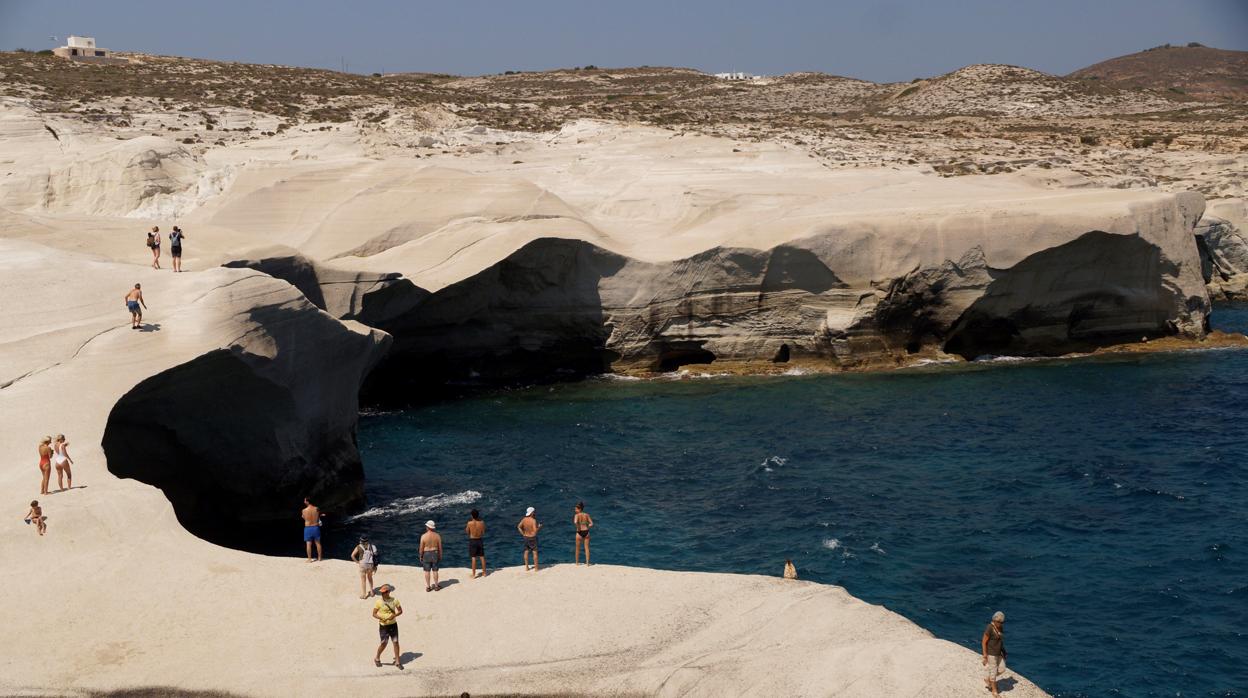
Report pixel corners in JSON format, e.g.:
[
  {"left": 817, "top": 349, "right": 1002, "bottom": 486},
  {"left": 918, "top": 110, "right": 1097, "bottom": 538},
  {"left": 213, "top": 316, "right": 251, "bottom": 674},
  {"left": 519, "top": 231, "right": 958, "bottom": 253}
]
[
  {"left": 517, "top": 506, "right": 542, "bottom": 571},
  {"left": 465, "top": 509, "right": 487, "bottom": 578}
]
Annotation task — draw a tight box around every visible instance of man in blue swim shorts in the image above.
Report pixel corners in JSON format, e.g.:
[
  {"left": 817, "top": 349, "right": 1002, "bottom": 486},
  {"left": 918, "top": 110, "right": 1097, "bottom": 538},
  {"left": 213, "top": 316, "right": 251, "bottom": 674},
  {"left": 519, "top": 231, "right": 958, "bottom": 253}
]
[
  {"left": 302, "top": 497, "right": 323, "bottom": 562},
  {"left": 124, "top": 283, "right": 146, "bottom": 330}
]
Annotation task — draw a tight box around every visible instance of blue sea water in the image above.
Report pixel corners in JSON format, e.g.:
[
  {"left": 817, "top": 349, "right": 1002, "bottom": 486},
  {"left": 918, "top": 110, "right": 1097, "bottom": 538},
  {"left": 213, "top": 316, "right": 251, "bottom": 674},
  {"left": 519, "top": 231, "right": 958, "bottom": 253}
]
[{"left": 336, "top": 306, "right": 1248, "bottom": 697}]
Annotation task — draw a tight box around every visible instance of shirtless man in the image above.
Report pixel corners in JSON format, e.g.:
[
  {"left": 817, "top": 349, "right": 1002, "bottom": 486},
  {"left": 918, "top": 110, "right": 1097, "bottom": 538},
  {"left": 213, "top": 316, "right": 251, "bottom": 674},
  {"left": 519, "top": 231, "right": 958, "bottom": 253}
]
[
  {"left": 302, "top": 498, "right": 323, "bottom": 562},
  {"left": 465, "top": 509, "right": 487, "bottom": 578},
  {"left": 419, "top": 520, "right": 443, "bottom": 591},
  {"left": 517, "top": 506, "right": 542, "bottom": 571},
  {"left": 125, "top": 284, "right": 147, "bottom": 330}
]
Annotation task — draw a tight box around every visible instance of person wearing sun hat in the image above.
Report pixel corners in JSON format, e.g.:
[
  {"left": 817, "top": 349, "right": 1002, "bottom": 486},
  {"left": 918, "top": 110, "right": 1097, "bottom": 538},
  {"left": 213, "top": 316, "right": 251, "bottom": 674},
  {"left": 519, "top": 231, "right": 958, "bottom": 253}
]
[
  {"left": 419, "top": 520, "right": 443, "bottom": 592},
  {"left": 517, "top": 506, "right": 542, "bottom": 571},
  {"left": 371, "top": 583, "right": 403, "bottom": 669}
]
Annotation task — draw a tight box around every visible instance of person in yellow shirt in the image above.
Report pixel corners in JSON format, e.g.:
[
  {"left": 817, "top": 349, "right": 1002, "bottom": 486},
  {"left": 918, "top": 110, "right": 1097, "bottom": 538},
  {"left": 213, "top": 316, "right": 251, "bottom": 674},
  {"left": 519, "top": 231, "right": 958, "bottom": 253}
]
[{"left": 371, "top": 584, "right": 403, "bottom": 669}]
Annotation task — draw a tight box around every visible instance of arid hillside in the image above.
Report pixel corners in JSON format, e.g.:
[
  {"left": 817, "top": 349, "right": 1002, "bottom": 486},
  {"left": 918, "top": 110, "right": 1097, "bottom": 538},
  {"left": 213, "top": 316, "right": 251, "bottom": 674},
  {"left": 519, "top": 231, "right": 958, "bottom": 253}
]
[{"left": 1070, "top": 44, "right": 1248, "bottom": 101}]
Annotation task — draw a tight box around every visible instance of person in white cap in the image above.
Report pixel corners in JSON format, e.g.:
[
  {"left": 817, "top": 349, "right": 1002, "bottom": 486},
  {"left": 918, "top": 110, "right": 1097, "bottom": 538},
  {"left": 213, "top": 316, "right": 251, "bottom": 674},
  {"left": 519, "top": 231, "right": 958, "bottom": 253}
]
[
  {"left": 517, "top": 506, "right": 543, "bottom": 571},
  {"left": 419, "top": 520, "right": 443, "bottom": 592}
]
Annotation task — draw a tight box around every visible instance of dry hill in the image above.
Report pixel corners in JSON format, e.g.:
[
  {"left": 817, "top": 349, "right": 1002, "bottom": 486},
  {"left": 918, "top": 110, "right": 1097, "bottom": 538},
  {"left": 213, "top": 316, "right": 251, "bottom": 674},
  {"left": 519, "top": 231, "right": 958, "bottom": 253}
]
[{"left": 1070, "top": 44, "right": 1248, "bottom": 101}]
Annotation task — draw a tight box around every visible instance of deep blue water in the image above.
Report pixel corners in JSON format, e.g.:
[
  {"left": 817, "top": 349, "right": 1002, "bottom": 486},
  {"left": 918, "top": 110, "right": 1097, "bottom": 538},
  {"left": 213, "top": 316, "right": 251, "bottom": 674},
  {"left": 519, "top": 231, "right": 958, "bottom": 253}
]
[{"left": 336, "top": 306, "right": 1248, "bottom": 697}]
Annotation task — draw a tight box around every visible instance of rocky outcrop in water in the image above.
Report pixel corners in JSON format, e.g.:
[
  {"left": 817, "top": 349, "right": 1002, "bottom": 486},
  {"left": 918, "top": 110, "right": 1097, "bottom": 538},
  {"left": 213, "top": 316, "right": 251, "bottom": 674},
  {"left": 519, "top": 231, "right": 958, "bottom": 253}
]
[{"left": 1196, "top": 199, "right": 1248, "bottom": 302}]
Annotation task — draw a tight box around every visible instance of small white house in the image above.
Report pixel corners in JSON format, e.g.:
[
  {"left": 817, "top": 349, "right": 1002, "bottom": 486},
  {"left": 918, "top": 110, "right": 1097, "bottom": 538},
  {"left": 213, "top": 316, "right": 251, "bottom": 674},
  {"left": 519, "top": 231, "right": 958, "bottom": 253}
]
[
  {"left": 53, "top": 35, "right": 128, "bottom": 64},
  {"left": 714, "top": 72, "right": 761, "bottom": 81}
]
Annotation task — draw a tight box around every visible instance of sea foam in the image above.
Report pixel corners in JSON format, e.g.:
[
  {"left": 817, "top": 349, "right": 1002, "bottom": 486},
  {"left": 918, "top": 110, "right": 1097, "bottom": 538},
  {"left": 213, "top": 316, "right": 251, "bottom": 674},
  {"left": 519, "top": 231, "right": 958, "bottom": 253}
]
[{"left": 348, "top": 490, "right": 483, "bottom": 521}]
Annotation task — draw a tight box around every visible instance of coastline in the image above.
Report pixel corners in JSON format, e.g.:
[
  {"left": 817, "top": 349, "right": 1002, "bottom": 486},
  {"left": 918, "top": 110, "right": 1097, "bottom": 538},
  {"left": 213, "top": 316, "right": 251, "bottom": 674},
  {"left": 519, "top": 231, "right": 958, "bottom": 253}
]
[{"left": 0, "top": 239, "right": 1049, "bottom": 697}]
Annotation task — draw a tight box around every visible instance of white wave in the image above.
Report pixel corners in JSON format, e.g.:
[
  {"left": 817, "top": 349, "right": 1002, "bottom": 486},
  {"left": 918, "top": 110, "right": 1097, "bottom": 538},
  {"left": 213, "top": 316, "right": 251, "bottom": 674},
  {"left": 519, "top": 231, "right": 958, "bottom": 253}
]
[
  {"left": 598, "top": 373, "right": 642, "bottom": 381},
  {"left": 348, "top": 490, "right": 483, "bottom": 521},
  {"left": 782, "top": 367, "right": 809, "bottom": 376},
  {"left": 760, "top": 455, "right": 788, "bottom": 472},
  {"left": 869, "top": 542, "right": 887, "bottom": 555},
  {"left": 822, "top": 538, "right": 841, "bottom": 551}
]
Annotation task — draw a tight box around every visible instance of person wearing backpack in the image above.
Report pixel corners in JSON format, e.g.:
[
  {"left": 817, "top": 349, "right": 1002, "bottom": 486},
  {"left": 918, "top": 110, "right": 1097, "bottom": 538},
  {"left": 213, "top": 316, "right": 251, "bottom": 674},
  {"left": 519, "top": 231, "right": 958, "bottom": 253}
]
[
  {"left": 146, "top": 226, "right": 161, "bottom": 269},
  {"left": 169, "top": 226, "right": 186, "bottom": 273},
  {"left": 351, "top": 535, "right": 379, "bottom": 599}
]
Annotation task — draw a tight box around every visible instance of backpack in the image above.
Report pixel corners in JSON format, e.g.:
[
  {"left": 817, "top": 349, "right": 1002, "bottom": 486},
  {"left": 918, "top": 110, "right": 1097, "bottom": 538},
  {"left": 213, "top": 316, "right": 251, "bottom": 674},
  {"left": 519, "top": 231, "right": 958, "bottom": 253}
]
[{"left": 146, "top": 232, "right": 155, "bottom": 248}]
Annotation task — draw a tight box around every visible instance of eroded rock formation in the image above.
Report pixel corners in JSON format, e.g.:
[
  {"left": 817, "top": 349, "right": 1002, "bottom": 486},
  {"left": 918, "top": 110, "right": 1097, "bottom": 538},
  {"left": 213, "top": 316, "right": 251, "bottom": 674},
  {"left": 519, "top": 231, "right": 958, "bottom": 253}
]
[
  {"left": 1196, "top": 199, "right": 1248, "bottom": 301},
  {"left": 102, "top": 295, "right": 390, "bottom": 550}
]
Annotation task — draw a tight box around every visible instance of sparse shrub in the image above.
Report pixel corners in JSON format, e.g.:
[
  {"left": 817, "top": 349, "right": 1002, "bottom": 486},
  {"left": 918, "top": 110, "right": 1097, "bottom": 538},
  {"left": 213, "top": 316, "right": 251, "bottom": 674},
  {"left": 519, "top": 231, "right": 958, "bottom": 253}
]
[
  {"left": 37, "top": 49, "right": 52, "bottom": 56},
  {"left": 1169, "top": 87, "right": 1185, "bottom": 95},
  {"left": 1079, "top": 135, "right": 1100, "bottom": 146},
  {"left": 1187, "top": 42, "right": 1205, "bottom": 48},
  {"left": 371, "top": 72, "right": 381, "bottom": 77},
  {"left": 1133, "top": 136, "right": 1159, "bottom": 148}
]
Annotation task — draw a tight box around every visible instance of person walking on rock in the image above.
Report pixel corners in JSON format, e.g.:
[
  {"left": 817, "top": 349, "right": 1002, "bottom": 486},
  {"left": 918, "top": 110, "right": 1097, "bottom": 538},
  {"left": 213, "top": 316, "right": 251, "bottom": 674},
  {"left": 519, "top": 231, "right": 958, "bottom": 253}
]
[
  {"left": 351, "top": 535, "right": 378, "bottom": 599},
  {"left": 169, "top": 226, "right": 187, "bottom": 273},
  {"left": 573, "top": 501, "right": 594, "bottom": 566},
  {"left": 371, "top": 583, "right": 403, "bottom": 669},
  {"left": 420, "top": 520, "right": 443, "bottom": 592},
  {"left": 517, "top": 506, "right": 542, "bottom": 571},
  {"left": 982, "top": 611, "right": 1008, "bottom": 696},
  {"left": 302, "top": 497, "right": 323, "bottom": 562},
  {"left": 146, "top": 226, "right": 161, "bottom": 269},
  {"left": 25, "top": 500, "right": 46, "bottom": 536},
  {"left": 125, "top": 284, "right": 147, "bottom": 330},
  {"left": 37, "top": 436, "right": 53, "bottom": 495},
  {"left": 465, "top": 509, "right": 487, "bottom": 578},
  {"left": 52, "top": 434, "right": 74, "bottom": 491}
]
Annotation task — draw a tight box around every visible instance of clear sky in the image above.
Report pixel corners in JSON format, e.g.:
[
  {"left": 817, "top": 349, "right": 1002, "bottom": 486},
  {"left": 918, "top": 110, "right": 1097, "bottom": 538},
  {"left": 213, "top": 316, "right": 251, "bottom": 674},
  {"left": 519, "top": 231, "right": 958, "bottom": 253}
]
[{"left": 1, "top": 0, "right": 1246, "bottom": 82}]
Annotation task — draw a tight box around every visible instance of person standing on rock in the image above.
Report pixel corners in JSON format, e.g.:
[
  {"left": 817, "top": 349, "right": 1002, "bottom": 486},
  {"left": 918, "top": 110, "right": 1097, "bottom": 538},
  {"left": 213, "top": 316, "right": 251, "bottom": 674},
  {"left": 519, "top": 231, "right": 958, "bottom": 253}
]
[
  {"left": 465, "top": 509, "right": 487, "bottom": 578},
  {"left": 146, "top": 226, "right": 161, "bottom": 269},
  {"left": 169, "top": 226, "right": 186, "bottom": 273},
  {"left": 302, "top": 498, "right": 323, "bottom": 562},
  {"left": 573, "top": 501, "right": 593, "bottom": 566},
  {"left": 125, "top": 284, "right": 147, "bottom": 330},
  {"left": 517, "top": 506, "right": 542, "bottom": 571},
  {"left": 371, "top": 583, "right": 403, "bottom": 669},
  {"left": 419, "top": 520, "right": 443, "bottom": 592},
  {"left": 351, "top": 535, "right": 378, "bottom": 599},
  {"left": 52, "top": 434, "right": 73, "bottom": 491},
  {"left": 37, "top": 436, "right": 53, "bottom": 495},
  {"left": 982, "top": 611, "right": 1007, "bottom": 696}
]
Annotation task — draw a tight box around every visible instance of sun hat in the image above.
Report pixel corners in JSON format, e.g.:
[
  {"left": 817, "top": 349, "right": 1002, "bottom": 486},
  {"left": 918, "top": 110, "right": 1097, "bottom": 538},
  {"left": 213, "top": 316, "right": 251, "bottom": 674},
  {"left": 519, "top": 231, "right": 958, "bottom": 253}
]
[
  {"left": 525, "top": 506, "right": 535, "bottom": 516},
  {"left": 375, "top": 584, "right": 394, "bottom": 594},
  {"left": 992, "top": 611, "right": 1005, "bottom": 622},
  {"left": 425, "top": 520, "right": 436, "bottom": 529}
]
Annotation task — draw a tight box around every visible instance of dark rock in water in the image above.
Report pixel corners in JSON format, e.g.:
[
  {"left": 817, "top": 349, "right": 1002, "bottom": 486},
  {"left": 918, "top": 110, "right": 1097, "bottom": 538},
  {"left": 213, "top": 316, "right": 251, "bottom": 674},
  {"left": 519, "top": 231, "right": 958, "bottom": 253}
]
[{"left": 102, "top": 298, "right": 390, "bottom": 553}]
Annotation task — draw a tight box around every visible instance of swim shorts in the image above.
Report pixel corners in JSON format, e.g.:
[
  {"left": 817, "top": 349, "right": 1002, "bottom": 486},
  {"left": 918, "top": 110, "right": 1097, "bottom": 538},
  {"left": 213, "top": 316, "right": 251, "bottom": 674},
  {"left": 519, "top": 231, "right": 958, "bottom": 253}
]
[
  {"left": 303, "top": 525, "right": 321, "bottom": 542},
  {"left": 378, "top": 623, "right": 398, "bottom": 642},
  {"left": 171, "top": 246, "right": 182, "bottom": 258},
  {"left": 127, "top": 301, "right": 140, "bottom": 313},
  {"left": 421, "top": 550, "right": 439, "bottom": 572},
  {"left": 523, "top": 536, "right": 538, "bottom": 552},
  {"left": 468, "top": 538, "right": 485, "bottom": 557}
]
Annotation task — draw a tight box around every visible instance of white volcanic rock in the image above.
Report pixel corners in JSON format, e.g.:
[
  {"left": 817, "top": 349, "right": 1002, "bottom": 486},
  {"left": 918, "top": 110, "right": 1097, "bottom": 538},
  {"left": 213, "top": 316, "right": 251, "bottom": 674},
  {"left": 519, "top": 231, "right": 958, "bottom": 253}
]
[{"left": 1197, "top": 198, "right": 1248, "bottom": 301}]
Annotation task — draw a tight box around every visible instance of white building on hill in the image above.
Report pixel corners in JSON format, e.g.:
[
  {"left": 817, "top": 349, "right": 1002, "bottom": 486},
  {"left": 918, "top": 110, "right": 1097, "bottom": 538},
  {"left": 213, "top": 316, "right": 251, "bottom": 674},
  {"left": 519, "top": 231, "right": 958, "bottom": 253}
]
[
  {"left": 53, "top": 36, "right": 129, "bottom": 65},
  {"left": 714, "top": 72, "right": 762, "bottom": 81}
]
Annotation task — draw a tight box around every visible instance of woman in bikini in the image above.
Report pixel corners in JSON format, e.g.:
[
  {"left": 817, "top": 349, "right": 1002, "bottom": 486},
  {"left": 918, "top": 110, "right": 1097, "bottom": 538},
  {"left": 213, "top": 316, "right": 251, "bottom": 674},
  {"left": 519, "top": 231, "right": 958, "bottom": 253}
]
[
  {"left": 37, "top": 436, "right": 53, "bottom": 495},
  {"left": 53, "top": 434, "right": 73, "bottom": 491},
  {"left": 573, "top": 501, "right": 594, "bottom": 566},
  {"left": 148, "top": 226, "right": 161, "bottom": 269}
]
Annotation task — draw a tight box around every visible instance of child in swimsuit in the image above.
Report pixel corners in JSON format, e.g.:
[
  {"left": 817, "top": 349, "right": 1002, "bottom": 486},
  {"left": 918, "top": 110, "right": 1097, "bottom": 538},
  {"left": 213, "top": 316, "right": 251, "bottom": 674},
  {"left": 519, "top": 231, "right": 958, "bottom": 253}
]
[{"left": 26, "top": 500, "right": 46, "bottom": 536}]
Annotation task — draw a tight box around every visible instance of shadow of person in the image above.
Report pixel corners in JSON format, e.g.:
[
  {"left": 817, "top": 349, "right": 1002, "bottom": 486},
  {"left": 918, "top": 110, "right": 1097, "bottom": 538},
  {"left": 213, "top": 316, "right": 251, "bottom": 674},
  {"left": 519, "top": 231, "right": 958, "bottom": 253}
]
[
  {"left": 997, "top": 676, "right": 1018, "bottom": 692},
  {"left": 399, "top": 651, "right": 422, "bottom": 663},
  {"left": 138, "top": 323, "right": 162, "bottom": 333},
  {"left": 436, "top": 578, "right": 461, "bottom": 589}
]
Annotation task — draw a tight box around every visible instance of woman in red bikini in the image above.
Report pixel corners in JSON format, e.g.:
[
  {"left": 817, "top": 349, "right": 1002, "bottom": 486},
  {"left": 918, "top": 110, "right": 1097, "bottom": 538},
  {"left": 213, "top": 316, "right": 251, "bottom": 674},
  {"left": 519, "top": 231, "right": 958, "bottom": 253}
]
[{"left": 37, "top": 436, "right": 53, "bottom": 495}]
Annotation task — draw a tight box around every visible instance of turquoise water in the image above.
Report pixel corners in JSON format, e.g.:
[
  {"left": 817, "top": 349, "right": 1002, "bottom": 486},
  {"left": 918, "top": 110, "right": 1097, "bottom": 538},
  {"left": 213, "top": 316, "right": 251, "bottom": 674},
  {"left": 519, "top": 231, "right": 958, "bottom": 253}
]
[{"left": 337, "top": 306, "right": 1248, "bottom": 697}]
